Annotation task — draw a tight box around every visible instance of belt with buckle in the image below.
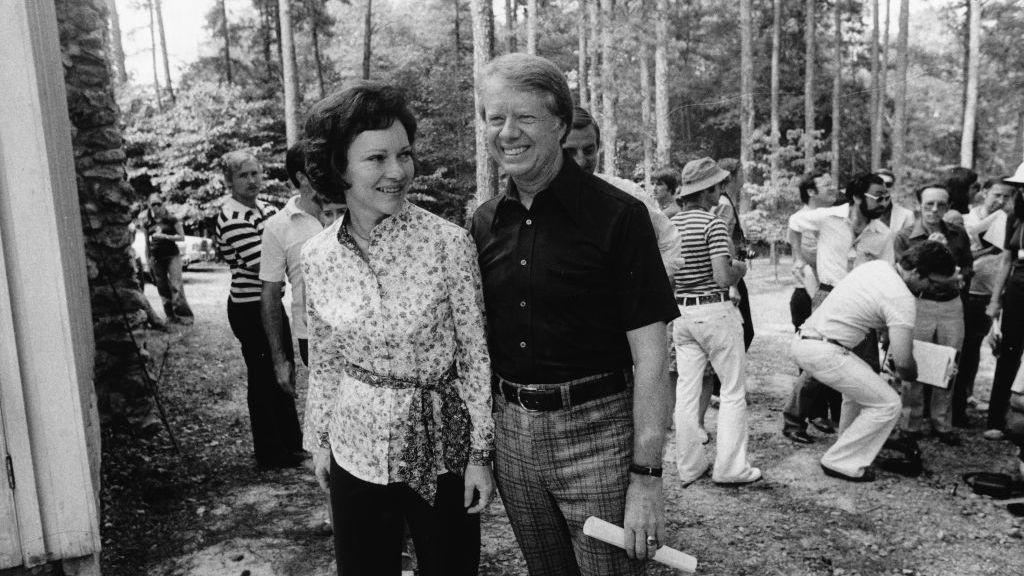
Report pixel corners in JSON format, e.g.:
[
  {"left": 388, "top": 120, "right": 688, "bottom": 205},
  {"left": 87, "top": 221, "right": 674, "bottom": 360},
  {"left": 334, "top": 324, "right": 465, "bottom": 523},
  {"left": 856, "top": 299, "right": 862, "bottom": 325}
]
[
  {"left": 799, "top": 331, "right": 848, "bottom": 350},
  {"left": 496, "top": 370, "right": 630, "bottom": 412},
  {"left": 675, "top": 291, "right": 729, "bottom": 306}
]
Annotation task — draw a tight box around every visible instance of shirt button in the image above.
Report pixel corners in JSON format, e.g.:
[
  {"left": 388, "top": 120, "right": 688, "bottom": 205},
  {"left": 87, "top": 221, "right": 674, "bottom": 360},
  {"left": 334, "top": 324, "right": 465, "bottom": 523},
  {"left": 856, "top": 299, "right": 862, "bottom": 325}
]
[
  {"left": 520, "top": 300, "right": 527, "bottom": 307},
  {"left": 525, "top": 219, "right": 533, "bottom": 226},
  {"left": 519, "top": 341, "right": 527, "bottom": 348},
  {"left": 520, "top": 259, "right": 527, "bottom": 266}
]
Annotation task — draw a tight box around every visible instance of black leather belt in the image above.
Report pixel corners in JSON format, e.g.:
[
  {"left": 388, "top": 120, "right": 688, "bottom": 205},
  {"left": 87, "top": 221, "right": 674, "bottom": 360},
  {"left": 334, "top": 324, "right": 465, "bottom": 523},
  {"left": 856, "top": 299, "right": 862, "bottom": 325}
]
[
  {"left": 496, "top": 370, "right": 631, "bottom": 412},
  {"left": 675, "top": 291, "right": 729, "bottom": 306},
  {"left": 799, "top": 332, "right": 848, "bottom": 350},
  {"left": 918, "top": 292, "right": 960, "bottom": 302},
  {"left": 818, "top": 283, "right": 835, "bottom": 292}
]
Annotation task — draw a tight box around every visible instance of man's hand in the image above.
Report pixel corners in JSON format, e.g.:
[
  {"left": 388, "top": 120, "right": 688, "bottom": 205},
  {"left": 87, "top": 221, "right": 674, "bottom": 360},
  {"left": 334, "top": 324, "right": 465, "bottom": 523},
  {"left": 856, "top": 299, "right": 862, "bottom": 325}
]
[
  {"left": 463, "top": 463, "right": 495, "bottom": 514},
  {"left": 622, "top": 474, "right": 665, "bottom": 561},
  {"left": 313, "top": 446, "right": 331, "bottom": 492},
  {"left": 274, "top": 359, "right": 296, "bottom": 397}
]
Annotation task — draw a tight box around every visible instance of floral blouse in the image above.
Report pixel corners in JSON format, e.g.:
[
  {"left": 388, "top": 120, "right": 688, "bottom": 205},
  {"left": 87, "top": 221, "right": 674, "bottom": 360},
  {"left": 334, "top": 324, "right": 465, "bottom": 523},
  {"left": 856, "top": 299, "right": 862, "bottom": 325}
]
[{"left": 302, "top": 201, "right": 494, "bottom": 503}]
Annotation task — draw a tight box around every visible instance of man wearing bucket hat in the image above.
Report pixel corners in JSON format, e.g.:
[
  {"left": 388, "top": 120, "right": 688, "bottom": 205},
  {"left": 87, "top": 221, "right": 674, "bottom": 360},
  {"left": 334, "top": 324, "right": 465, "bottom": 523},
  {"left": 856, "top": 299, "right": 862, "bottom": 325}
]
[{"left": 669, "top": 157, "right": 760, "bottom": 485}]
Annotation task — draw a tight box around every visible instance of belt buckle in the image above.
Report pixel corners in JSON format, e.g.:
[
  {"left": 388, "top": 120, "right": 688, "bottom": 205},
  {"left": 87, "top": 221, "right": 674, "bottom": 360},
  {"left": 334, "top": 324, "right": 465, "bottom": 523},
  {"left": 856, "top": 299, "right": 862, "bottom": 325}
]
[{"left": 516, "top": 385, "right": 544, "bottom": 412}]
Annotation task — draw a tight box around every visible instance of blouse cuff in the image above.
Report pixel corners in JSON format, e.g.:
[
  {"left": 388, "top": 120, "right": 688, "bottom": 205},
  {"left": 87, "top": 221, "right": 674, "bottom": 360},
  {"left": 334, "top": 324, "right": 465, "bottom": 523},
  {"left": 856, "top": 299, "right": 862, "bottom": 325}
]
[{"left": 469, "top": 448, "right": 494, "bottom": 466}]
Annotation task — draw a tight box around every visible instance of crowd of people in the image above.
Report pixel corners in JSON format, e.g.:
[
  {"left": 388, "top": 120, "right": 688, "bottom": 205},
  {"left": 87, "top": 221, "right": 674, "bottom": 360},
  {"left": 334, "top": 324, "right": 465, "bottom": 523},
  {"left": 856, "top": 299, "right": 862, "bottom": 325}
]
[{"left": 174, "top": 52, "right": 1024, "bottom": 576}]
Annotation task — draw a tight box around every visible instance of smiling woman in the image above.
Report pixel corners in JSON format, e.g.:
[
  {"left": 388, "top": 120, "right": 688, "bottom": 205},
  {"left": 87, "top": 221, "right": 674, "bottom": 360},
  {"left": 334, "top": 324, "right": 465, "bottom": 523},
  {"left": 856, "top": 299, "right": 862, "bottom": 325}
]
[{"left": 299, "top": 82, "right": 495, "bottom": 576}]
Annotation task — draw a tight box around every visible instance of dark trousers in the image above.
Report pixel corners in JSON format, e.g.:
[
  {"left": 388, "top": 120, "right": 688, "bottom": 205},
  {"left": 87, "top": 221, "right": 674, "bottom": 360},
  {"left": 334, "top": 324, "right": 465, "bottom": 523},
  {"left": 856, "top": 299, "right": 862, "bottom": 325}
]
[
  {"left": 737, "top": 279, "right": 755, "bottom": 350},
  {"left": 789, "top": 287, "right": 812, "bottom": 332},
  {"left": 954, "top": 294, "right": 993, "bottom": 425},
  {"left": 298, "top": 338, "right": 308, "bottom": 366},
  {"left": 330, "top": 459, "right": 480, "bottom": 576},
  {"left": 226, "top": 299, "right": 302, "bottom": 466},
  {"left": 989, "top": 278, "right": 1024, "bottom": 431}
]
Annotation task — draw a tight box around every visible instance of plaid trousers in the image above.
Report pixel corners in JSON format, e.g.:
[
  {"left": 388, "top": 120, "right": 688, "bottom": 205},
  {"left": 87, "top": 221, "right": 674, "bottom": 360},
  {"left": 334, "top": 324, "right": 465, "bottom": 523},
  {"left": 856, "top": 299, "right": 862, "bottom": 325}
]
[{"left": 493, "top": 386, "right": 644, "bottom": 576}]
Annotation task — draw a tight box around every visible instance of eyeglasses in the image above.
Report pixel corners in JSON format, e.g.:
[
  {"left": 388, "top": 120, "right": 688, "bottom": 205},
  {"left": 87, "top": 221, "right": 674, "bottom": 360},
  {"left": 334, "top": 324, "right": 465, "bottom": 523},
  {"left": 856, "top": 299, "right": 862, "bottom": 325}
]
[{"left": 149, "top": 202, "right": 163, "bottom": 207}]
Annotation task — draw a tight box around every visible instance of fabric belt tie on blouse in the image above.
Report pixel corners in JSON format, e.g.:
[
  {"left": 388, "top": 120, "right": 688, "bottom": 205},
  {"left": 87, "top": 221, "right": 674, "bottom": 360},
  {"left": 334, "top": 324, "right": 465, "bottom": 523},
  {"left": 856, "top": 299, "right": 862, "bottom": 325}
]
[{"left": 344, "top": 363, "right": 470, "bottom": 506}]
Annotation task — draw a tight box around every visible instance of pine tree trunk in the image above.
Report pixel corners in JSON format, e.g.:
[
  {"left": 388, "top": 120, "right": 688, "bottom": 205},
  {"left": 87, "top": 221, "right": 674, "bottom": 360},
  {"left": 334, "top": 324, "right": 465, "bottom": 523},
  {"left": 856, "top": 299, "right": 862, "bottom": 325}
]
[
  {"left": 148, "top": 0, "right": 162, "bottom": 109},
  {"left": 1015, "top": 104, "right": 1024, "bottom": 164},
  {"left": 454, "top": 0, "right": 462, "bottom": 68},
  {"left": 469, "top": 0, "right": 497, "bottom": 205},
  {"left": 654, "top": 0, "right": 670, "bottom": 167},
  {"left": 588, "top": 0, "right": 600, "bottom": 123},
  {"left": 527, "top": 0, "right": 537, "bottom": 54},
  {"left": 279, "top": 0, "right": 300, "bottom": 144},
  {"left": 831, "top": 2, "right": 842, "bottom": 184},
  {"left": 105, "top": 0, "right": 128, "bottom": 84},
  {"left": 154, "top": 0, "right": 174, "bottom": 102},
  {"left": 363, "top": 0, "right": 373, "bottom": 79},
  {"left": 770, "top": 0, "right": 781, "bottom": 188},
  {"left": 312, "top": 22, "right": 325, "bottom": 98},
  {"left": 803, "top": 0, "right": 815, "bottom": 174},
  {"left": 869, "top": 0, "right": 881, "bottom": 170},
  {"left": 600, "top": 0, "right": 616, "bottom": 174},
  {"left": 220, "top": 0, "right": 233, "bottom": 84},
  {"left": 877, "top": 0, "right": 891, "bottom": 168},
  {"left": 578, "top": 15, "right": 588, "bottom": 109},
  {"left": 739, "top": 0, "right": 754, "bottom": 200},
  {"left": 892, "top": 0, "right": 910, "bottom": 188},
  {"left": 504, "top": 0, "right": 516, "bottom": 52},
  {"left": 640, "top": 13, "right": 652, "bottom": 190},
  {"left": 960, "top": 0, "right": 980, "bottom": 168}
]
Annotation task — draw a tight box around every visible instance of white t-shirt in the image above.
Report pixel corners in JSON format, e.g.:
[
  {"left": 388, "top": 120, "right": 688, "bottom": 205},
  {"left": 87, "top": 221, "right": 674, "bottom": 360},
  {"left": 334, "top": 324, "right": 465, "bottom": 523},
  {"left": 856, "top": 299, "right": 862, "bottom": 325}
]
[
  {"left": 803, "top": 260, "right": 916, "bottom": 349},
  {"left": 259, "top": 196, "right": 323, "bottom": 339}
]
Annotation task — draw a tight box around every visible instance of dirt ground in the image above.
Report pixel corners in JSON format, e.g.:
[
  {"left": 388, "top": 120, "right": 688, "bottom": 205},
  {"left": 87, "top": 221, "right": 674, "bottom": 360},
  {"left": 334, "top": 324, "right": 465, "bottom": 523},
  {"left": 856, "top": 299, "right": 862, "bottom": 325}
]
[{"left": 100, "top": 258, "right": 1024, "bottom": 576}]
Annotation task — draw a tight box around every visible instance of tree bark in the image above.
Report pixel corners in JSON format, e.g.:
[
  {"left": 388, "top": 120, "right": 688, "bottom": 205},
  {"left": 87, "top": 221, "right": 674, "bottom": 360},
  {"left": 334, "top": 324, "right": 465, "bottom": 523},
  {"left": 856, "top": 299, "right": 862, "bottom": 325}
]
[
  {"left": 220, "top": 0, "right": 233, "bottom": 84},
  {"left": 869, "top": 0, "right": 881, "bottom": 170},
  {"left": 454, "top": 0, "right": 462, "bottom": 68},
  {"left": 105, "top": 0, "right": 127, "bottom": 84},
  {"left": 892, "top": 0, "right": 910, "bottom": 188},
  {"left": 739, "top": 0, "right": 754, "bottom": 197},
  {"left": 877, "top": 0, "right": 891, "bottom": 168},
  {"left": 362, "top": 0, "right": 372, "bottom": 79},
  {"left": 311, "top": 21, "right": 325, "bottom": 98},
  {"left": 588, "top": 0, "right": 600, "bottom": 121},
  {"left": 960, "top": 0, "right": 980, "bottom": 168},
  {"left": 469, "top": 0, "right": 498, "bottom": 205},
  {"left": 504, "top": 0, "right": 516, "bottom": 52},
  {"left": 1016, "top": 103, "right": 1024, "bottom": 164},
  {"left": 640, "top": 7, "right": 652, "bottom": 190},
  {"left": 147, "top": 0, "right": 162, "bottom": 109},
  {"left": 654, "top": 0, "right": 670, "bottom": 167},
  {"left": 803, "top": 0, "right": 815, "bottom": 174},
  {"left": 153, "top": 0, "right": 174, "bottom": 102},
  {"left": 279, "top": 0, "right": 300, "bottom": 145},
  {"left": 831, "top": 1, "right": 842, "bottom": 184},
  {"left": 527, "top": 0, "right": 537, "bottom": 54},
  {"left": 600, "top": 0, "right": 616, "bottom": 174},
  {"left": 578, "top": 13, "right": 588, "bottom": 109},
  {"left": 770, "top": 0, "right": 780, "bottom": 188}
]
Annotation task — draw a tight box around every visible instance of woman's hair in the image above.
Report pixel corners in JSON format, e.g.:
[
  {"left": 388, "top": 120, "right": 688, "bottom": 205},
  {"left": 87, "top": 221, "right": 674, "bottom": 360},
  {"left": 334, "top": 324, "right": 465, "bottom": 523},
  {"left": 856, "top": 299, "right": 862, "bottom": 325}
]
[
  {"left": 303, "top": 82, "right": 417, "bottom": 202},
  {"left": 651, "top": 168, "right": 678, "bottom": 192}
]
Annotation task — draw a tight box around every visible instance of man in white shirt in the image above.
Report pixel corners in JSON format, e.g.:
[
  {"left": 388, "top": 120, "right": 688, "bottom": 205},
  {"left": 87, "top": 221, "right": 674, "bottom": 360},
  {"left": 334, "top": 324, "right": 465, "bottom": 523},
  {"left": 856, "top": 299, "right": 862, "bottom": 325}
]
[
  {"left": 791, "top": 240, "right": 957, "bottom": 481},
  {"left": 875, "top": 169, "right": 915, "bottom": 240},
  {"left": 783, "top": 173, "right": 892, "bottom": 443}
]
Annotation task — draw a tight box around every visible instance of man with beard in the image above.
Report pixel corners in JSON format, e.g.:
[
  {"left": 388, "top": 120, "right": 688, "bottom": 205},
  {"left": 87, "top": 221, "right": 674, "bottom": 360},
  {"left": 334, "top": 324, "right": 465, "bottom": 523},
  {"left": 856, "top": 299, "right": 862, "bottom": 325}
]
[{"left": 783, "top": 173, "right": 893, "bottom": 444}]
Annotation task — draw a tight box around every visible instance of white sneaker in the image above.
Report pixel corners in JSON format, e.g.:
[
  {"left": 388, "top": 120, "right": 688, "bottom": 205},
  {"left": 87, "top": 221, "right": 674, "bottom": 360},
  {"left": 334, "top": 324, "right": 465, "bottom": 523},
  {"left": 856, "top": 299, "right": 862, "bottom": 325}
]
[
  {"left": 983, "top": 429, "right": 1005, "bottom": 441},
  {"left": 713, "top": 466, "right": 762, "bottom": 485}
]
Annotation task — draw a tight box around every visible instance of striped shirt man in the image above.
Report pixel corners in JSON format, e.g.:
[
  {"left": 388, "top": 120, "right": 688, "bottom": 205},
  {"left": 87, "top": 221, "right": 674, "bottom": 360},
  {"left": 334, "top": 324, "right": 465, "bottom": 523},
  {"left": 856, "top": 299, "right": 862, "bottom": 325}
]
[
  {"left": 216, "top": 196, "right": 276, "bottom": 304},
  {"left": 671, "top": 208, "right": 731, "bottom": 295}
]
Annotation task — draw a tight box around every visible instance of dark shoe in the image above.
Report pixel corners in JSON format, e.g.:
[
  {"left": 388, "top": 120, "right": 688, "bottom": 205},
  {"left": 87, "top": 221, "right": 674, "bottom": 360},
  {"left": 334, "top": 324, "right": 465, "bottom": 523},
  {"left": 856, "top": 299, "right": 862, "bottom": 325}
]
[
  {"left": 810, "top": 417, "right": 836, "bottom": 434},
  {"left": 933, "top": 430, "right": 961, "bottom": 446},
  {"left": 783, "top": 429, "right": 815, "bottom": 444},
  {"left": 875, "top": 454, "right": 923, "bottom": 477},
  {"left": 820, "top": 464, "right": 876, "bottom": 482}
]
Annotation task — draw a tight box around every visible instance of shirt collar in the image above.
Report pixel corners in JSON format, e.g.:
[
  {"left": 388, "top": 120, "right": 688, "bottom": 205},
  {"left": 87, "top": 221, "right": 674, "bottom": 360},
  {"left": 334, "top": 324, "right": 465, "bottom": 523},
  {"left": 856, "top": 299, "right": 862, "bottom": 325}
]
[
  {"left": 496, "top": 152, "right": 583, "bottom": 226},
  {"left": 823, "top": 203, "right": 853, "bottom": 219},
  {"left": 282, "top": 195, "right": 320, "bottom": 219},
  {"left": 223, "top": 196, "right": 263, "bottom": 215}
]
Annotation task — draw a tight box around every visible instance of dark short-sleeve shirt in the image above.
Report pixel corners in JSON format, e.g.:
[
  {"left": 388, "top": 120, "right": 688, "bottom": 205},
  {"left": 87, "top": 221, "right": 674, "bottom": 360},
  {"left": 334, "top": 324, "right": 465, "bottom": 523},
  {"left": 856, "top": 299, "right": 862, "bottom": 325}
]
[
  {"left": 894, "top": 219, "right": 973, "bottom": 300},
  {"left": 470, "top": 155, "right": 679, "bottom": 384}
]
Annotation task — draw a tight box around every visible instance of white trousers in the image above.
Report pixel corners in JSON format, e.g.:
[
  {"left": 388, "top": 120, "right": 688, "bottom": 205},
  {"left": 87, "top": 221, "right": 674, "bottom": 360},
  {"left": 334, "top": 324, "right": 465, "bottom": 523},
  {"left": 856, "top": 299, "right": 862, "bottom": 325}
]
[
  {"left": 790, "top": 335, "right": 901, "bottom": 477},
  {"left": 673, "top": 301, "right": 755, "bottom": 482}
]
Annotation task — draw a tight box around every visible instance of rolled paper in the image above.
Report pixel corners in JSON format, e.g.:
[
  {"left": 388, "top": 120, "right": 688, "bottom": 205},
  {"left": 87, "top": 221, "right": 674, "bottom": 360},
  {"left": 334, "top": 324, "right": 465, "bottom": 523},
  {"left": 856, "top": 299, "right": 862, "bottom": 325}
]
[{"left": 582, "top": 516, "right": 698, "bottom": 573}]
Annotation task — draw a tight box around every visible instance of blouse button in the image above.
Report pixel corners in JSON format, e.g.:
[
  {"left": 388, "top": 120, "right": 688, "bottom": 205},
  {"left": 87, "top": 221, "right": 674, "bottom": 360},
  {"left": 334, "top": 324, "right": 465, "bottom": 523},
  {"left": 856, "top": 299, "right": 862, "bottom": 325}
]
[
  {"left": 519, "top": 341, "right": 527, "bottom": 348},
  {"left": 520, "top": 259, "right": 527, "bottom": 266},
  {"left": 520, "top": 300, "right": 526, "bottom": 308},
  {"left": 525, "top": 219, "right": 533, "bottom": 226}
]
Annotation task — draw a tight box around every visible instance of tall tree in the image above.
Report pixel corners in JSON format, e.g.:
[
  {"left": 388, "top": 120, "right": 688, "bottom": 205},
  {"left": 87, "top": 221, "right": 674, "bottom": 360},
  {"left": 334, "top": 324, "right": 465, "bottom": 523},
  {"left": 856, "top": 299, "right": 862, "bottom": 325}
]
[
  {"left": 960, "top": 0, "right": 980, "bottom": 168},
  {"left": 869, "top": 0, "right": 881, "bottom": 169},
  {"left": 106, "top": 0, "right": 128, "bottom": 83},
  {"left": 311, "top": 14, "right": 325, "bottom": 97},
  {"left": 220, "top": 0, "right": 233, "bottom": 84},
  {"left": 578, "top": 13, "right": 588, "bottom": 108},
  {"left": 654, "top": 0, "right": 670, "bottom": 166},
  {"left": 803, "top": 0, "right": 815, "bottom": 174},
  {"left": 600, "top": 0, "right": 616, "bottom": 173},
  {"left": 892, "top": 0, "right": 910, "bottom": 187},
  {"left": 154, "top": 0, "right": 174, "bottom": 102},
  {"left": 831, "top": 1, "right": 842, "bottom": 183},
  {"left": 279, "top": 0, "right": 300, "bottom": 144},
  {"left": 504, "top": 0, "right": 517, "bottom": 52},
  {"left": 639, "top": 0, "right": 652, "bottom": 190},
  {"left": 469, "top": 0, "right": 497, "bottom": 205},
  {"left": 526, "top": 0, "right": 537, "bottom": 54},
  {"left": 363, "top": 0, "right": 373, "bottom": 79},
  {"left": 588, "top": 0, "right": 600, "bottom": 121},
  {"left": 147, "top": 0, "right": 162, "bottom": 109},
  {"left": 770, "top": 0, "right": 781, "bottom": 188},
  {"left": 739, "top": 0, "right": 754, "bottom": 194},
  {"left": 876, "top": 0, "right": 891, "bottom": 168}
]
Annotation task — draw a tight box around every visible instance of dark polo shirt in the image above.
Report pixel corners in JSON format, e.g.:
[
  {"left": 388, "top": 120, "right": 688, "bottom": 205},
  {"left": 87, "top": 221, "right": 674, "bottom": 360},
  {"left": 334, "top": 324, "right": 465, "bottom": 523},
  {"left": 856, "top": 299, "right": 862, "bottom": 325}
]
[
  {"left": 470, "top": 155, "right": 679, "bottom": 384},
  {"left": 894, "top": 219, "right": 973, "bottom": 301}
]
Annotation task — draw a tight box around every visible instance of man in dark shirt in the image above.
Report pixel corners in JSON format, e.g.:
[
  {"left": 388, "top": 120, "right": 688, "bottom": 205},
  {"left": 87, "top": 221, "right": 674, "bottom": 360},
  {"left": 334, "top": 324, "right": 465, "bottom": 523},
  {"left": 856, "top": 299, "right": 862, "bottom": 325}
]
[
  {"left": 471, "top": 53, "right": 678, "bottom": 576},
  {"left": 893, "top": 184, "right": 973, "bottom": 445},
  {"left": 139, "top": 193, "right": 194, "bottom": 323}
]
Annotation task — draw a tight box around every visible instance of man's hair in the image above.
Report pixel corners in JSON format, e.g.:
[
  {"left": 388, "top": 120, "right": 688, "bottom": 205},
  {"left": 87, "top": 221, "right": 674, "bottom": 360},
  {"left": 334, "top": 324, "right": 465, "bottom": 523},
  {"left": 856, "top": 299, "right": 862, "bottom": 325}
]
[
  {"left": 651, "top": 168, "right": 678, "bottom": 191},
  {"left": 874, "top": 168, "right": 894, "bottom": 181},
  {"left": 943, "top": 166, "right": 977, "bottom": 213},
  {"left": 843, "top": 173, "right": 884, "bottom": 203},
  {"left": 898, "top": 240, "right": 957, "bottom": 278},
  {"left": 479, "top": 53, "right": 574, "bottom": 141},
  {"left": 798, "top": 171, "right": 825, "bottom": 204},
  {"left": 572, "top": 105, "right": 601, "bottom": 147},
  {"left": 303, "top": 82, "right": 417, "bottom": 203},
  {"left": 285, "top": 141, "right": 307, "bottom": 188},
  {"left": 221, "top": 150, "right": 259, "bottom": 182},
  {"left": 981, "top": 177, "right": 1008, "bottom": 191},
  {"left": 914, "top": 183, "right": 949, "bottom": 202}
]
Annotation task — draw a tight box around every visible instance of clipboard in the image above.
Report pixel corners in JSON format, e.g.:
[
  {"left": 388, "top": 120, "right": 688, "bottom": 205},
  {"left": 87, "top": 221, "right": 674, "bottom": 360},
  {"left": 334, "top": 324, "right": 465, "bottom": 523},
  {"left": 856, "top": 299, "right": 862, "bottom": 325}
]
[{"left": 911, "top": 340, "right": 958, "bottom": 388}]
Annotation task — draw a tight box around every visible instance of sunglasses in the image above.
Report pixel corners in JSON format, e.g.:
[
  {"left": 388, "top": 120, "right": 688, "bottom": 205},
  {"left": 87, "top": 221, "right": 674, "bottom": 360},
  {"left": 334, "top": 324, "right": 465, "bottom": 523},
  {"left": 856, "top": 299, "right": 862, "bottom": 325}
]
[{"left": 864, "top": 192, "right": 891, "bottom": 203}]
